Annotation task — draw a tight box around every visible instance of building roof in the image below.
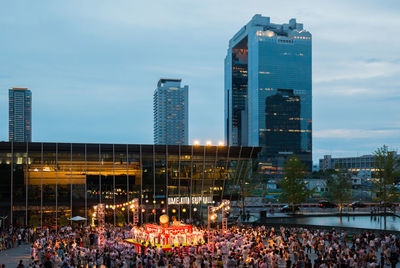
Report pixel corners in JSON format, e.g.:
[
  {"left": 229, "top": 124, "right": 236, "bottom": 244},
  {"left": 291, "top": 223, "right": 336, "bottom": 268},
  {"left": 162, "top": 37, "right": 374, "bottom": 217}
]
[
  {"left": 157, "top": 78, "right": 182, "bottom": 87},
  {"left": 10, "top": 87, "right": 28, "bottom": 90},
  {"left": 0, "top": 141, "right": 261, "bottom": 158}
]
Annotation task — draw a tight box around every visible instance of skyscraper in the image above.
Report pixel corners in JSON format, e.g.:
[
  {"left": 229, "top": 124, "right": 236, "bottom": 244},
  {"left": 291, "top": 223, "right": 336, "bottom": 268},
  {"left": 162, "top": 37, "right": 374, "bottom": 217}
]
[
  {"left": 9, "top": 87, "right": 32, "bottom": 142},
  {"left": 225, "top": 15, "right": 312, "bottom": 174},
  {"left": 154, "top": 79, "right": 188, "bottom": 145}
]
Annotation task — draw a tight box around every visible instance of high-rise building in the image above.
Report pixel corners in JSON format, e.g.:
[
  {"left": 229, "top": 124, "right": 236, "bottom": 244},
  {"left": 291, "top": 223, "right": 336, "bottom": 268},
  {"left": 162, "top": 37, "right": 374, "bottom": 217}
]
[
  {"left": 154, "top": 79, "right": 188, "bottom": 145},
  {"left": 224, "top": 15, "right": 312, "bottom": 175},
  {"left": 9, "top": 87, "right": 32, "bottom": 142}
]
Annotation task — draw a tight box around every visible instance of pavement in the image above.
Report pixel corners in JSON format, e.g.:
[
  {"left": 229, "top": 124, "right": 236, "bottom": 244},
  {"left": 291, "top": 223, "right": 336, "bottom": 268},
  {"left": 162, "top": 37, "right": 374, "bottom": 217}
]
[{"left": 0, "top": 244, "right": 31, "bottom": 267}]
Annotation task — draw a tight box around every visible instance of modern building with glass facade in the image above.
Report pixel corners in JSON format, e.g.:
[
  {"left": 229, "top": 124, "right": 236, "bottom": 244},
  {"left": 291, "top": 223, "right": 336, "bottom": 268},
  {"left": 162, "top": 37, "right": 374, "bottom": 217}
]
[
  {"left": 319, "top": 152, "right": 399, "bottom": 173},
  {"left": 224, "top": 15, "right": 312, "bottom": 175},
  {"left": 0, "top": 142, "right": 259, "bottom": 228},
  {"left": 154, "top": 79, "right": 189, "bottom": 145},
  {"left": 9, "top": 87, "right": 32, "bottom": 142}
]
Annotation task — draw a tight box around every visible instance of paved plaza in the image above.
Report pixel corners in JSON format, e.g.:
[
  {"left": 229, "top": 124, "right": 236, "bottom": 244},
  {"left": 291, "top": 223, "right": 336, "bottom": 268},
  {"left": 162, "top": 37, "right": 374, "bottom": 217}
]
[{"left": 0, "top": 244, "right": 31, "bottom": 267}]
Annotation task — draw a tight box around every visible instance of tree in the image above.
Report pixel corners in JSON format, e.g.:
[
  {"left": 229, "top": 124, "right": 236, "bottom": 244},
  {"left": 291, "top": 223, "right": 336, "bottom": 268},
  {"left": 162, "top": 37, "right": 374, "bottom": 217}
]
[
  {"left": 239, "top": 160, "right": 257, "bottom": 219},
  {"left": 326, "top": 168, "right": 352, "bottom": 213},
  {"left": 279, "top": 155, "right": 313, "bottom": 213},
  {"left": 260, "top": 176, "right": 270, "bottom": 204},
  {"left": 29, "top": 215, "right": 40, "bottom": 228},
  {"left": 373, "top": 145, "right": 400, "bottom": 213},
  {"left": 228, "top": 159, "right": 259, "bottom": 220},
  {"left": 117, "top": 213, "right": 125, "bottom": 226},
  {"left": 59, "top": 215, "right": 69, "bottom": 226}
]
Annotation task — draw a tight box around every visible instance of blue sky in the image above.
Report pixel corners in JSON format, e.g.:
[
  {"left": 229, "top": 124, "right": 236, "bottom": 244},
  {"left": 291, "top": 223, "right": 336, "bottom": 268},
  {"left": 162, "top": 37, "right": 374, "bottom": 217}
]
[{"left": 0, "top": 0, "right": 399, "bottom": 163}]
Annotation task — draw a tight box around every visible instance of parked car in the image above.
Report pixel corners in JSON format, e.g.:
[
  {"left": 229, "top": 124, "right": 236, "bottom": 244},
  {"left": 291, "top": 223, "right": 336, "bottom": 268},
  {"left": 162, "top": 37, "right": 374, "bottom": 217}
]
[
  {"left": 349, "top": 201, "right": 367, "bottom": 208},
  {"left": 280, "top": 205, "right": 300, "bottom": 213},
  {"left": 318, "top": 200, "right": 337, "bottom": 208}
]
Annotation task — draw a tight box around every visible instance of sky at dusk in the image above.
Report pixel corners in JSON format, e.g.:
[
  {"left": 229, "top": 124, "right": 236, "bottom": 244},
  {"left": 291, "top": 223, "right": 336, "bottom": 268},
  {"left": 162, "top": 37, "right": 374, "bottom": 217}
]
[{"left": 0, "top": 0, "right": 399, "bottom": 163}]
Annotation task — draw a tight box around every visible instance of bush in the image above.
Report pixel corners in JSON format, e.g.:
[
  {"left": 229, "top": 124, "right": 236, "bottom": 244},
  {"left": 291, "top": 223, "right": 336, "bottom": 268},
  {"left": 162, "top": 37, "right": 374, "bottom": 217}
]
[{"left": 60, "top": 215, "right": 69, "bottom": 226}]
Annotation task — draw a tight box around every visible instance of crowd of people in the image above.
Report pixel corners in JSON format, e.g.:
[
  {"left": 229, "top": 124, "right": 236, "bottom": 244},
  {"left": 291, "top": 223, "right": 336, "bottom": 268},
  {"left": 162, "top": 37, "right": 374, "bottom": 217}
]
[
  {"left": 0, "top": 225, "right": 35, "bottom": 251},
  {"left": 10, "top": 223, "right": 396, "bottom": 267}
]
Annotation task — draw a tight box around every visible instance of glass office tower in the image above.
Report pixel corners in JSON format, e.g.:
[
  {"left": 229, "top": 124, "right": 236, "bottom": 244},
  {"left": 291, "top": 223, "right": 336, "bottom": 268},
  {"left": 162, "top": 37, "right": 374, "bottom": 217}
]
[
  {"left": 225, "top": 15, "right": 312, "bottom": 175},
  {"left": 154, "top": 79, "right": 189, "bottom": 145},
  {"left": 0, "top": 142, "right": 259, "bottom": 227},
  {"left": 9, "top": 88, "right": 32, "bottom": 142}
]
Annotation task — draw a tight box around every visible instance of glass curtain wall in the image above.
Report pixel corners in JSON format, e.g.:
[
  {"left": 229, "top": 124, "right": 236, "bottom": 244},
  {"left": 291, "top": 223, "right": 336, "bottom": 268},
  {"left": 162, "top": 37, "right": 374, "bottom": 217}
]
[
  {"left": 0, "top": 142, "right": 259, "bottom": 227},
  {"left": 0, "top": 143, "right": 12, "bottom": 229},
  {"left": 71, "top": 144, "right": 86, "bottom": 224}
]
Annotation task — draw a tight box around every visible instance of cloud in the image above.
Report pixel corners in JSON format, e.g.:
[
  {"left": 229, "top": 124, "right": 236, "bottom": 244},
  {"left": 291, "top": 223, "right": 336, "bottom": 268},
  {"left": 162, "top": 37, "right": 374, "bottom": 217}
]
[
  {"left": 0, "top": 0, "right": 399, "bottom": 157},
  {"left": 314, "top": 86, "right": 376, "bottom": 96},
  {"left": 314, "top": 128, "right": 400, "bottom": 139},
  {"left": 314, "top": 60, "right": 400, "bottom": 83}
]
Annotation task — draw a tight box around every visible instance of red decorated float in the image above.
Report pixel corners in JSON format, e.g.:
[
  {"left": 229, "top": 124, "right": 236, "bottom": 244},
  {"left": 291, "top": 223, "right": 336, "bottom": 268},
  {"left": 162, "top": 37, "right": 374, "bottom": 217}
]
[{"left": 126, "top": 215, "right": 204, "bottom": 252}]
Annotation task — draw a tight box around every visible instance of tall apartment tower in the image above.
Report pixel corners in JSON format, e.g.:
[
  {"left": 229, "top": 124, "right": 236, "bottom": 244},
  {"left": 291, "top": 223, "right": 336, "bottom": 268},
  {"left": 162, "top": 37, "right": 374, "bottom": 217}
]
[
  {"left": 224, "top": 15, "right": 312, "bottom": 174},
  {"left": 9, "top": 87, "right": 32, "bottom": 142},
  {"left": 153, "top": 79, "right": 188, "bottom": 145}
]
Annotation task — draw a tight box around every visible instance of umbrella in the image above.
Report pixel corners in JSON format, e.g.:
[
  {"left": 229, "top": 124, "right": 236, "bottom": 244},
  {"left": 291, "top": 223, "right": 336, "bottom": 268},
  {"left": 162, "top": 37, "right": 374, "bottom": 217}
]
[{"left": 70, "top": 216, "right": 87, "bottom": 221}]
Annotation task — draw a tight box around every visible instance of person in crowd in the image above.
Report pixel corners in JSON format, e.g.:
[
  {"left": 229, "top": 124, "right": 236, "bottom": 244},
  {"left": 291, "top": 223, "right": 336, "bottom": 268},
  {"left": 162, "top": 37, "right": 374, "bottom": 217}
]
[{"left": 22, "top": 222, "right": 399, "bottom": 268}]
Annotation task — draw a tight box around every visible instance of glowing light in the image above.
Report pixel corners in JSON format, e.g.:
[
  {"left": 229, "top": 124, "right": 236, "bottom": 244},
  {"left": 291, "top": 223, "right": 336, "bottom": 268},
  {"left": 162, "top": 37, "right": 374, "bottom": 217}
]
[
  {"left": 193, "top": 208, "right": 197, "bottom": 212},
  {"left": 162, "top": 209, "right": 166, "bottom": 213},
  {"left": 153, "top": 200, "right": 156, "bottom": 204},
  {"left": 218, "top": 141, "right": 224, "bottom": 146},
  {"left": 182, "top": 208, "right": 186, "bottom": 213},
  {"left": 121, "top": 207, "right": 125, "bottom": 211},
  {"left": 160, "top": 214, "right": 169, "bottom": 224},
  {"left": 206, "top": 141, "right": 212, "bottom": 146},
  {"left": 141, "top": 209, "right": 145, "bottom": 213},
  {"left": 161, "top": 201, "right": 164, "bottom": 204},
  {"left": 172, "top": 209, "right": 176, "bottom": 213},
  {"left": 152, "top": 209, "right": 156, "bottom": 213},
  {"left": 194, "top": 140, "right": 200, "bottom": 146}
]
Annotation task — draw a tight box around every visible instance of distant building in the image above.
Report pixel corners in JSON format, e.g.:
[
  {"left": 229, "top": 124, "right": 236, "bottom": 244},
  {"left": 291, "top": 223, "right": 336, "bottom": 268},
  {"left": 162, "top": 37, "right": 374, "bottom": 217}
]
[
  {"left": 305, "top": 178, "right": 328, "bottom": 193},
  {"left": 9, "top": 87, "right": 32, "bottom": 142},
  {"left": 224, "top": 15, "right": 312, "bottom": 176},
  {"left": 153, "top": 79, "right": 188, "bottom": 145},
  {"left": 319, "top": 152, "right": 399, "bottom": 173}
]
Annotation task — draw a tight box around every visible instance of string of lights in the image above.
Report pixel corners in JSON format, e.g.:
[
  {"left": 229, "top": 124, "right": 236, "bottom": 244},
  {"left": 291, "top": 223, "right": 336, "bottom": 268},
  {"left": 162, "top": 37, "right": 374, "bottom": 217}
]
[{"left": 93, "top": 198, "right": 139, "bottom": 210}]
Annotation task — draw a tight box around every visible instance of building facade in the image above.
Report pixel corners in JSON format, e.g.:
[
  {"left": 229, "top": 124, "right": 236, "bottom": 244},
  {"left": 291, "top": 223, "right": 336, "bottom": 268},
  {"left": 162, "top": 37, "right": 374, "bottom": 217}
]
[
  {"left": 224, "top": 15, "right": 312, "bottom": 175},
  {"left": 154, "top": 79, "right": 188, "bottom": 145},
  {"left": 319, "top": 153, "right": 399, "bottom": 173},
  {"left": 9, "top": 88, "right": 32, "bottom": 142},
  {"left": 0, "top": 142, "right": 259, "bottom": 227}
]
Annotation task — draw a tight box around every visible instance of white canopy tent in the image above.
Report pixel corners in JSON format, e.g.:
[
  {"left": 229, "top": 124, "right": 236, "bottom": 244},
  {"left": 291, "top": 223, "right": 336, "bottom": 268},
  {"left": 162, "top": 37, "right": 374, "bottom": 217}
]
[{"left": 70, "top": 216, "right": 87, "bottom": 221}]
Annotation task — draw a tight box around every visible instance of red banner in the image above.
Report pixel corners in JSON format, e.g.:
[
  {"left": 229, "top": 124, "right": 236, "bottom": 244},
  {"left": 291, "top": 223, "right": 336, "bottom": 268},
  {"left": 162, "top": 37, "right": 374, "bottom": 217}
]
[
  {"left": 145, "top": 224, "right": 163, "bottom": 234},
  {"left": 145, "top": 224, "right": 193, "bottom": 236},
  {"left": 164, "top": 225, "right": 193, "bottom": 235}
]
